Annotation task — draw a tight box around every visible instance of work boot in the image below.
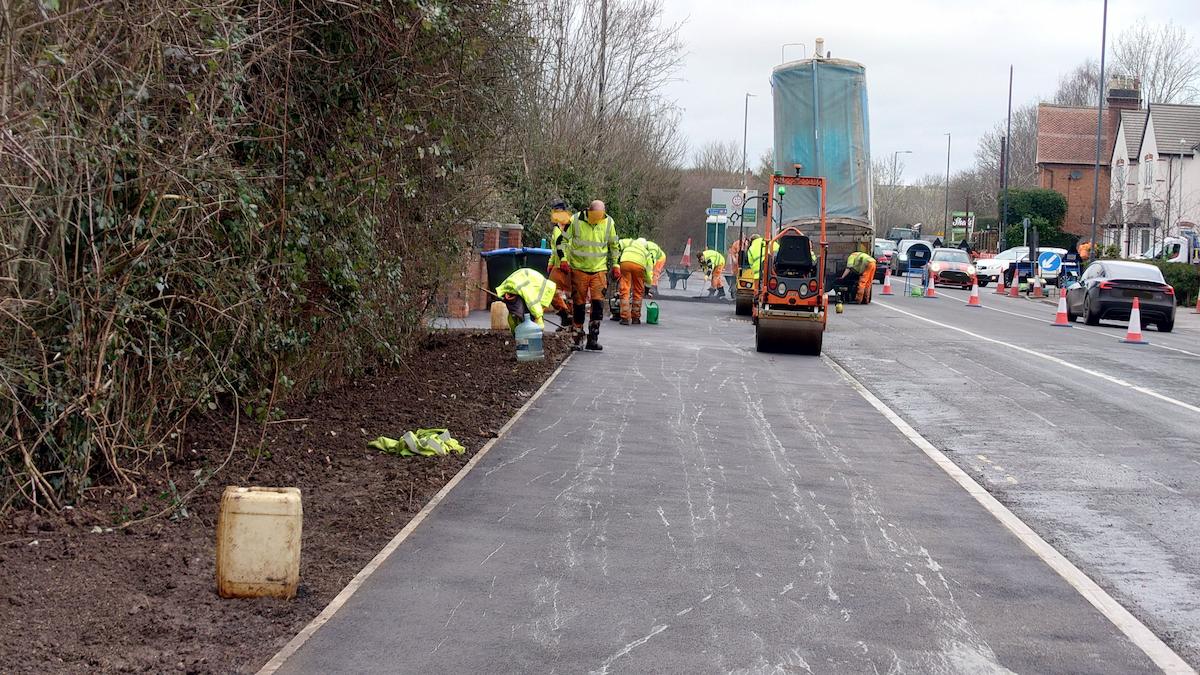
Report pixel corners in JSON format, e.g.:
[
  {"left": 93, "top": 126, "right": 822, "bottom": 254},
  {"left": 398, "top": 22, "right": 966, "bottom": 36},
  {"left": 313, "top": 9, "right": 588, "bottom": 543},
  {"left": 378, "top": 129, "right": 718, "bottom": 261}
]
[
  {"left": 556, "top": 311, "right": 573, "bottom": 332},
  {"left": 585, "top": 336, "right": 603, "bottom": 351},
  {"left": 632, "top": 317, "right": 641, "bottom": 325},
  {"left": 572, "top": 327, "right": 585, "bottom": 351},
  {"left": 620, "top": 318, "right": 631, "bottom": 325},
  {"left": 705, "top": 288, "right": 715, "bottom": 298},
  {"left": 717, "top": 288, "right": 727, "bottom": 299}
]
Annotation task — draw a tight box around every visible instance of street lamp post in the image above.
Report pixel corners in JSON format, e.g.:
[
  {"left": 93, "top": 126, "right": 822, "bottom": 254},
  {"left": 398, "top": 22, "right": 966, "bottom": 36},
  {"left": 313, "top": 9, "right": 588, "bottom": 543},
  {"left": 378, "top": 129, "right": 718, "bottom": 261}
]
[
  {"left": 1089, "top": 0, "right": 1109, "bottom": 255},
  {"left": 741, "top": 93, "right": 756, "bottom": 191},
  {"left": 892, "top": 150, "right": 912, "bottom": 232},
  {"left": 944, "top": 133, "right": 952, "bottom": 242}
]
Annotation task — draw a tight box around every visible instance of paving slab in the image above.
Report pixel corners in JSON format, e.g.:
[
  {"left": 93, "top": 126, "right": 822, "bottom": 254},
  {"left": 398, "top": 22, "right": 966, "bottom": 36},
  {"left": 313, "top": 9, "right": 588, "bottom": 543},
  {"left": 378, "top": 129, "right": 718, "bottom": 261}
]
[{"left": 274, "top": 300, "right": 1155, "bottom": 674}]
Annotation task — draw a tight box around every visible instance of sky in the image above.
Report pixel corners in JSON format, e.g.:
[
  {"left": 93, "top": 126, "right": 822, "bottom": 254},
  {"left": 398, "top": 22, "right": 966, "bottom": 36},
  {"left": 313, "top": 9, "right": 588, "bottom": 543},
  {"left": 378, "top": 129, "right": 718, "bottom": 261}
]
[{"left": 660, "top": 0, "right": 1200, "bottom": 182}]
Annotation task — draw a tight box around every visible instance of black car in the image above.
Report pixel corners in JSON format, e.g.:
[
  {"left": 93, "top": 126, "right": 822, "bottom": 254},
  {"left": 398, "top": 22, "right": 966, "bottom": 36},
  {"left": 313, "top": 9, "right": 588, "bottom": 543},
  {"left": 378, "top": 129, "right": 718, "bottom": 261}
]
[{"left": 1065, "top": 261, "right": 1176, "bottom": 332}]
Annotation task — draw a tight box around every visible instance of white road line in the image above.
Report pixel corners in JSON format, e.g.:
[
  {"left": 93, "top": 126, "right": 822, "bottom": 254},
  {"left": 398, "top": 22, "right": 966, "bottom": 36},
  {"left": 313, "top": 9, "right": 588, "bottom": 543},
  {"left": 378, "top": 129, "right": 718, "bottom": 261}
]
[
  {"left": 257, "top": 354, "right": 576, "bottom": 674},
  {"left": 823, "top": 355, "right": 1195, "bottom": 675},
  {"left": 875, "top": 300, "right": 1200, "bottom": 416},
  {"left": 938, "top": 290, "right": 1200, "bottom": 359}
]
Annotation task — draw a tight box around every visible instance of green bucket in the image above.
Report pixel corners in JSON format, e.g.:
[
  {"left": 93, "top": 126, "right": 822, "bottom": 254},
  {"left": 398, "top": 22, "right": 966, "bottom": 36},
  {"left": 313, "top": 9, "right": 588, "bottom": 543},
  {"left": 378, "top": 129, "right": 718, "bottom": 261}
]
[{"left": 646, "top": 302, "right": 659, "bottom": 325}]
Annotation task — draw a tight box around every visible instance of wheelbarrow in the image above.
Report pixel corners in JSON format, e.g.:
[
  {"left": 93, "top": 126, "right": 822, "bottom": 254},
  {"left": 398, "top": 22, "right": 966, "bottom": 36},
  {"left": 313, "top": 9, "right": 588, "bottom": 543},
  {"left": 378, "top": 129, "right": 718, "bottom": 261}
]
[{"left": 664, "top": 266, "right": 693, "bottom": 290}]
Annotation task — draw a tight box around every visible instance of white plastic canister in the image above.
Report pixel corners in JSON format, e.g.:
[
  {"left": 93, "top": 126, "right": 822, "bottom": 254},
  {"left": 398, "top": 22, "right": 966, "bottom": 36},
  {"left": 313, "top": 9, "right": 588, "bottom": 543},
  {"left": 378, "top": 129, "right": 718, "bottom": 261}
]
[{"left": 216, "top": 486, "right": 302, "bottom": 599}]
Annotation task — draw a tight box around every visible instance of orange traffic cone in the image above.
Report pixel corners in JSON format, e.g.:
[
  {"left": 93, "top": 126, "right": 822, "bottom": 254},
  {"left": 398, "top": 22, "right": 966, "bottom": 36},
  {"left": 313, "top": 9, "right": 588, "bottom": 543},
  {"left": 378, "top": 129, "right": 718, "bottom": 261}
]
[
  {"left": 965, "top": 281, "right": 982, "bottom": 307},
  {"left": 1051, "top": 293, "right": 1071, "bottom": 327},
  {"left": 994, "top": 271, "right": 1006, "bottom": 295},
  {"left": 1008, "top": 272, "right": 1020, "bottom": 297},
  {"left": 1031, "top": 279, "right": 1045, "bottom": 298},
  {"left": 924, "top": 272, "right": 937, "bottom": 298},
  {"left": 881, "top": 267, "right": 894, "bottom": 295},
  {"left": 1121, "top": 297, "right": 1148, "bottom": 344}
]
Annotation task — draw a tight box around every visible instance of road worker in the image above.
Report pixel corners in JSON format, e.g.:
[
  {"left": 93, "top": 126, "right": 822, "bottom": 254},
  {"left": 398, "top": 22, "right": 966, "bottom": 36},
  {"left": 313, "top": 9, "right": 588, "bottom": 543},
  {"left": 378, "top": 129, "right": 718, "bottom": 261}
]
[
  {"left": 697, "top": 249, "right": 727, "bottom": 298},
  {"left": 496, "top": 267, "right": 557, "bottom": 332},
  {"left": 837, "top": 249, "right": 876, "bottom": 303},
  {"left": 545, "top": 198, "right": 574, "bottom": 331},
  {"left": 617, "top": 237, "right": 653, "bottom": 324},
  {"left": 646, "top": 240, "right": 666, "bottom": 294},
  {"left": 745, "top": 234, "right": 779, "bottom": 280},
  {"left": 563, "top": 199, "right": 620, "bottom": 351}
]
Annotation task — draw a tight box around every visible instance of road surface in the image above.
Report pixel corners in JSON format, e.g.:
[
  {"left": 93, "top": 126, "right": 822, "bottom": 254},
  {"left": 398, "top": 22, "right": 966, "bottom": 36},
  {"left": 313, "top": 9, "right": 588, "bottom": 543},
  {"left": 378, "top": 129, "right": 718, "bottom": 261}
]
[{"left": 266, "top": 293, "right": 1187, "bottom": 674}]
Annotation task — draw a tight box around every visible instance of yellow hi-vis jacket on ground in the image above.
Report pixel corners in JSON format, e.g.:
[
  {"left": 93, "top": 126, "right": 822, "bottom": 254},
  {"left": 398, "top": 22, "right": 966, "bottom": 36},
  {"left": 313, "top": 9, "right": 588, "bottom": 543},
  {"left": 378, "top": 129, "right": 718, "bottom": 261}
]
[
  {"left": 847, "top": 251, "right": 874, "bottom": 274},
  {"left": 701, "top": 249, "right": 725, "bottom": 272},
  {"left": 618, "top": 238, "right": 654, "bottom": 282},
  {"left": 645, "top": 241, "right": 665, "bottom": 266},
  {"left": 564, "top": 213, "right": 619, "bottom": 273},
  {"left": 746, "top": 238, "right": 779, "bottom": 280},
  {"left": 496, "top": 268, "right": 557, "bottom": 326}
]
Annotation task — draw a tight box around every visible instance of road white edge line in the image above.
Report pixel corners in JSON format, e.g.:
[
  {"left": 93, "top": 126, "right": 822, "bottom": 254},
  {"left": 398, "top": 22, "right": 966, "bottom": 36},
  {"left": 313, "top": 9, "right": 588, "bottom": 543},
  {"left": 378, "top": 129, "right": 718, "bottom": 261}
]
[
  {"left": 257, "top": 352, "right": 575, "bottom": 674},
  {"left": 875, "top": 300, "right": 1200, "bottom": 416},
  {"left": 823, "top": 354, "right": 1195, "bottom": 675}
]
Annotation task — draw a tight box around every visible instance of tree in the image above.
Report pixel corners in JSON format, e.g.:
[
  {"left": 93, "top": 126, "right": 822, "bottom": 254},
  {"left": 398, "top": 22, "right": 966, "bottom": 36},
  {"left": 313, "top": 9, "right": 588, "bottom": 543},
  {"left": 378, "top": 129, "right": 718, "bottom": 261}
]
[
  {"left": 1000, "top": 188, "right": 1073, "bottom": 248},
  {"left": 1054, "top": 59, "right": 1101, "bottom": 106},
  {"left": 1112, "top": 19, "right": 1200, "bottom": 104},
  {"left": 692, "top": 140, "right": 741, "bottom": 175}
]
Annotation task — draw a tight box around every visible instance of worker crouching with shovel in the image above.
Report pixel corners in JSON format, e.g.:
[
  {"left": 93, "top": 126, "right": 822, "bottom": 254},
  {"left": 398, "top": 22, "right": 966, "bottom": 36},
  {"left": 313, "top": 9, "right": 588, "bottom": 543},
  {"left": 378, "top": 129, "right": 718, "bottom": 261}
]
[
  {"left": 697, "top": 249, "right": 727, "bottom": 299},
  {"left": 496, "top": 268, "right": 557, "bottom": 332}
]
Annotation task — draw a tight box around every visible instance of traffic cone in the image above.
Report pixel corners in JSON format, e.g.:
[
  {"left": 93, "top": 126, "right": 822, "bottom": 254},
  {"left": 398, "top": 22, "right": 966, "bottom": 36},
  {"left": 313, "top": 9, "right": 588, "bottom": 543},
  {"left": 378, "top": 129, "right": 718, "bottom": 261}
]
[
  {"left": 924, "top": 273, "right": 937, "bottom": 298},
  {"left": 1050, "top": 293, "right": 1071, "bottom": 327},
  {"left": 1008, "top": 272, "right": 1020, "bottom": 298},
  {"left": 1120, "top": 297, "right": 1149, "bottom": 344},
  {"left": 881, "top": 267, "right": 894, "bottom": 295},
  {"left": 1031, "top": 279, "right": 1045, "bottom": 298},
  {"left": 994, "top": 271, "right": 1006, "bottom": 295},
  {"left": 966, "top": 281, "right": 982, "bottom": 307}
]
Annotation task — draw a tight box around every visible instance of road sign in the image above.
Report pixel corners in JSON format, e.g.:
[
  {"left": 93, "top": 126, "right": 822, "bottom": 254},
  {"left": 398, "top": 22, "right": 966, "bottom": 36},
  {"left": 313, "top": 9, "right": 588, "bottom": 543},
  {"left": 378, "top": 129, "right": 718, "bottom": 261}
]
[
  {"left": 731, "top": 193, "right": 745, "bottom": 208},
  {"left": 1038, "top": 251, "right": 1062, "bottom": 273},
  {"left": 706, "top": 207, "right": 727, "bottom": 216}
]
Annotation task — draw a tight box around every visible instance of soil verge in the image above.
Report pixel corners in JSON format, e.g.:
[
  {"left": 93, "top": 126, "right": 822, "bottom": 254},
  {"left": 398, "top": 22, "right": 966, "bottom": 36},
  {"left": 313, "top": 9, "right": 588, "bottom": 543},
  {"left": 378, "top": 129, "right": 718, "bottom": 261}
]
[{"left": 0, "top": 330, "right": 570, "bottom": 674}]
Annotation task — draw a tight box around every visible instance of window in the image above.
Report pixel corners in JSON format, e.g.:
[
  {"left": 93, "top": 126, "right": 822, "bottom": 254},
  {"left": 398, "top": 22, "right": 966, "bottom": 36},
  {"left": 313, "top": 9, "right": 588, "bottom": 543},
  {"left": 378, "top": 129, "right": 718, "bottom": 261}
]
[
  {"left": 1082, "top": 263, "right": 1103, "bottom": 280},
  {"left": 1143, "top": 155, "right": 1155, "bottom": 197}
]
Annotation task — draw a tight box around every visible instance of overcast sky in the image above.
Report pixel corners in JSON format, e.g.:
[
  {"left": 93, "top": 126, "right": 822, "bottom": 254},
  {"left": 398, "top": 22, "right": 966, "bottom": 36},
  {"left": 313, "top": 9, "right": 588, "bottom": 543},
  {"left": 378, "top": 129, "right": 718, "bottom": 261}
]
[{"left": 660, "top": 0, "right": 1200, "bottom": 181}]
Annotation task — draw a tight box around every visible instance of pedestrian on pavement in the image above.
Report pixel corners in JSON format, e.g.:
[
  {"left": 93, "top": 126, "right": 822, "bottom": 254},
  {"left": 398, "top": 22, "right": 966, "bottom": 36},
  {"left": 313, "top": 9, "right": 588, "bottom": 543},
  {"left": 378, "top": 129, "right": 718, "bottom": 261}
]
[
  {"left": 645, "top": 240, "right": 666, "bottom": 297},
  {"left": 563, "top": 199, "right": 620, "bottom": 351},
  {"left": 697, "top": 249, "right": 727, "bottom": 298},
  {"left": 838, "top": 249, "right": 876, "bottom": 303},
  {"left": 546, "top": 198, "right": 574, "bottom": 332},
  {"left": 496, "top": 267, "right": 557, "bottom": 332},
  {"left": 617, "top": 237, "right": 653, "bottom": 324}
]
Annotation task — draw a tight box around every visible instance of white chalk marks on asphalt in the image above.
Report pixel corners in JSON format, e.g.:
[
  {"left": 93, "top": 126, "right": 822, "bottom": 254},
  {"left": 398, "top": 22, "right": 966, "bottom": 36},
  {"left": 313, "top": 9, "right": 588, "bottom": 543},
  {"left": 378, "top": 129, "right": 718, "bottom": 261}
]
[
  {"left": 875, "top": 300, "right": 1200, "bottom": 417},
  {"left": 823, "top": 355, "right": 1196, "bottom": 675}
]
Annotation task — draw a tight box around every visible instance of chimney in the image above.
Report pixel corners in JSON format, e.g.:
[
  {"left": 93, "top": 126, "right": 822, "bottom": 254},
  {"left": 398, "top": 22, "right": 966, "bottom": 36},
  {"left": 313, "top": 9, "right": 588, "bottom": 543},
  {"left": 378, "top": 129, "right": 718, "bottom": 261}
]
[
  {"left": 1107, "top": 75, "right": 1142, "bottom": 111},
  {"left": 814, "top": 37, "right": 825, "bottom": 59}
]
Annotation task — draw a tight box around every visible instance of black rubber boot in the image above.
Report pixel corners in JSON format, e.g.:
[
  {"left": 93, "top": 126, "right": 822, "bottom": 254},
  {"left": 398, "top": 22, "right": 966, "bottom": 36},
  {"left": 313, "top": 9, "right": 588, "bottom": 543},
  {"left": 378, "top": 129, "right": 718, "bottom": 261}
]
[
  {"left": 556, "top": 310, "right": 573, "bottom": 332},
  {"left": 632, "top": 317, "right": 641, "bottom": 325},
  {"left": 586, "top": 300, "right": 604, "bottom": 350},
  {"left": 571, "top": 304, "right": 587, "bottom": 350},
  {"left": 585, "top": 335, "right": 603, "bottom": 351}
]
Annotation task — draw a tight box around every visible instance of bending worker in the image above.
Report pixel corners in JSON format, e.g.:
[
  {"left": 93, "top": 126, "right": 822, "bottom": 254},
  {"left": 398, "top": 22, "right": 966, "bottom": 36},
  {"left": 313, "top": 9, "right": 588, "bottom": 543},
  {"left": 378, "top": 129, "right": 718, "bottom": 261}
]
[
  {"left": 697, "top": 248, "right": 727, "bottom": 299},
  {"left": 745, "top": 234, "right": 778, "bottom": 281},
  {"left": 563, "top": 200, "right": 620, "bottom": 351},
  {"left": 545, "top": 198, "right": 574, "bottom": 331},
  {"left": 496, "top": 267, "right": 557, "bottom": 332},
  {"left": 617, "top": 237, "right": 653, "bottom": 324},
  {"left": 838, "top": 249, "right": 876, "bottom": 303}
]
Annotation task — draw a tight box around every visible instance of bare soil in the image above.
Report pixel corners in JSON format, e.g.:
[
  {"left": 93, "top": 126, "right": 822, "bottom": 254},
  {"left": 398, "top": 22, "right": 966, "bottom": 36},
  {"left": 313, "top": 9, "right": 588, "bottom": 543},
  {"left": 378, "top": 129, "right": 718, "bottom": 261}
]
[{"left": 0, "top": 330, "right": 570, "bottom": 674}]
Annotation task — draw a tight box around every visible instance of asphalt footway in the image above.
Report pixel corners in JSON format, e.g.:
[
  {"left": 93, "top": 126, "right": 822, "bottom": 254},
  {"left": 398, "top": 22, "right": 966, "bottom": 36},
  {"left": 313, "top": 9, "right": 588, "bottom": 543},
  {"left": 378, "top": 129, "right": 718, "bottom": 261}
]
[{"left": 272, "top": 300, "right": 1156, "bottom": 673}]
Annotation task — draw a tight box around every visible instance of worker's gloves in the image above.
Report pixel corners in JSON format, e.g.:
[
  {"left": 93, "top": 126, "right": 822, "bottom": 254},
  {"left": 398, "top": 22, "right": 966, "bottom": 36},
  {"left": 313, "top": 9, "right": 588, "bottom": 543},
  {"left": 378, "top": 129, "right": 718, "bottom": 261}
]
[
  {"left": 558, "top": 261, "right": 570, "bottom": 273},
  {"left": 611, "top": 266, "right": 621, "bottom": 280}
]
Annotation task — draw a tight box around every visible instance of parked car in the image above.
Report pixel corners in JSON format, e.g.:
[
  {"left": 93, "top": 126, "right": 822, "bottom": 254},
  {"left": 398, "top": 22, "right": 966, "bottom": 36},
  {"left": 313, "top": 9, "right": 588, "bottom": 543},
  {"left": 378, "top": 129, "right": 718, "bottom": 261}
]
[
  {"left": 921, "top": 248, "right": 976, "bottom": 289},
  {"left": 1065, "top": 260, "right": 1176, "bottom": 332},
  {"left": 890, "top": 239, "right": 933, "bottom": 276},
  {"left": 873, "top": 238, "right": 896, "bottom": 281},
  {"left": 975, "top": 246, "right": 1026, "bottom": 286}
]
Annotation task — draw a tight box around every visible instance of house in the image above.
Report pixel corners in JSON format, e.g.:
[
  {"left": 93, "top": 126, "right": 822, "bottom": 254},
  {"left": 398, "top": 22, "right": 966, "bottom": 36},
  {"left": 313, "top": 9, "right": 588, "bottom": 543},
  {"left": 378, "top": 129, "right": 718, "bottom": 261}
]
[
  {"left": 1035, "top": 77, "right": 1142, "bottom": 237},
  {"left": 1106, "top": 102, "right": 1200, "bottom": 256}
]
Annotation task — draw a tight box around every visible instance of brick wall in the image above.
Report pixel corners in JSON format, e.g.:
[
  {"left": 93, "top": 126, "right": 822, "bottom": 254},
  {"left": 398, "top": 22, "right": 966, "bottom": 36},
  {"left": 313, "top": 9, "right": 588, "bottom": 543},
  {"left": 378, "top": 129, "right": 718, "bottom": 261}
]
[
  {"left": 1038, "top": 165, "right": 1111, "bottom": 237},
  {"left": 442, "top": 223, "right": 525, "bottom": 318}
]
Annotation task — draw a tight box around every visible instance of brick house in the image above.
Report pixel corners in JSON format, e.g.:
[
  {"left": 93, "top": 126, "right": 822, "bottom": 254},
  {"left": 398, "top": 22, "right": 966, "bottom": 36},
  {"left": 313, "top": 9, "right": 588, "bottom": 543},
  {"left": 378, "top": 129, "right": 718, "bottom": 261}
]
[{"left": 1035, "top": 78, "right": 1143, "bottom": 237}]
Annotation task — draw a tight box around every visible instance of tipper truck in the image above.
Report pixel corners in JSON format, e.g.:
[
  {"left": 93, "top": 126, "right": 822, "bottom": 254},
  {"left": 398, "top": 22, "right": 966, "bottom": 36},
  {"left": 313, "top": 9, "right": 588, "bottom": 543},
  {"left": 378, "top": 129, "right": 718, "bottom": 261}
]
[{"left": 769, "top": 40, "right": 873, "bottom": 298}]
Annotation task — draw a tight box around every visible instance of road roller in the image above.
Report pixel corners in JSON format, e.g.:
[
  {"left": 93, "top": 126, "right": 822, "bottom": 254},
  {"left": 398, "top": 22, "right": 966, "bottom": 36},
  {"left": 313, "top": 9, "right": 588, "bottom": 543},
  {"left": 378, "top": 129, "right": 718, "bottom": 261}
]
[{"left": 753, "top": 173, "right": 828, "bottom": 355}]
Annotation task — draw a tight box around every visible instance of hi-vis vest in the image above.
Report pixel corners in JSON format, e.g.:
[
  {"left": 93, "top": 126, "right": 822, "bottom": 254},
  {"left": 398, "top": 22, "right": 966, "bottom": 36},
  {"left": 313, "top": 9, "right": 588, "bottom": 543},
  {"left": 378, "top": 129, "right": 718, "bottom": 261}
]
[
  {"left": 746, "top": 239, "right": 779, "bottom": 280},
  {"left": 565, "top": 214, "right": 619, "bottom": 273},
  {"left": 619, "top": 238, "right": 650, "bottom": 269},
  {"left": 847, "top": 251, "right": 874, "bottom": 274},
  {"left": 496, "top": 268, "right": 557, "bottom": 324}
]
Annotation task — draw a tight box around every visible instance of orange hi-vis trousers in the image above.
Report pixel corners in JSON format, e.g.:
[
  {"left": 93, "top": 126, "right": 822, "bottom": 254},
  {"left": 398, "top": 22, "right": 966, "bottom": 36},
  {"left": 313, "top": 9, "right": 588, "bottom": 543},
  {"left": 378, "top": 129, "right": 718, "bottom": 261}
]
[
  {"left": 856, "top": 260, "right": 876, "bottom": 303},
  {"left": 618, "top": 261, "right": 646, "bottom": 321},
  {"left": 548, "top": 266, "right": 572, "bottom": 313}
]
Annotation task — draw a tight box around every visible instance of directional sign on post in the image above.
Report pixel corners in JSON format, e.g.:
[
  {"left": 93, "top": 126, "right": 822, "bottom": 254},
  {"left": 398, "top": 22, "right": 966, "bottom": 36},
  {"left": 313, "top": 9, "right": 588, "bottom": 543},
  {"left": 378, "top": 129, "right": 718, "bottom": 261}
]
[
  {"left": 1038, "top": 251, "right": 1062, "bottom": 274},
  {"left": 706, "top": 207, "right": 727, "bottom": 216}
]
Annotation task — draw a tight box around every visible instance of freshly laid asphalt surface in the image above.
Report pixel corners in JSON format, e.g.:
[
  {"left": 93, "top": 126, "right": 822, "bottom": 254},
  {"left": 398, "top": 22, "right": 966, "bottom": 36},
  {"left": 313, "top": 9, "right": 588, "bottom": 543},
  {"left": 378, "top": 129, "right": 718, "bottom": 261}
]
[
  {"left": 825, "top": 278, "right": 1200, "bottom": 667},
  {"left": 270, "top": 284, "right": 1183, "bottom": 674}
]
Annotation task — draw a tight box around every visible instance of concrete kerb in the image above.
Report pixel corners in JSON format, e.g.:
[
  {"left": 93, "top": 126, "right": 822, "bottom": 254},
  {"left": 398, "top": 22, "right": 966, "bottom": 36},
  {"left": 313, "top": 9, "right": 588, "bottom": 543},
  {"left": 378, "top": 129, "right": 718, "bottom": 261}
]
[{"left": 256, "top": 351, "right": 575, "bottom": 674}]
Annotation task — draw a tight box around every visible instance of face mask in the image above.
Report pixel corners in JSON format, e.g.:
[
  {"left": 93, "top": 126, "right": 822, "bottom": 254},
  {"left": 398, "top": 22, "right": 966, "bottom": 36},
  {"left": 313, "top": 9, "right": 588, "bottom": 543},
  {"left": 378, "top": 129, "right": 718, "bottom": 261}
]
[
  {"left": 587, "top": 210, "right": 605, "bottom": 225},
  {"left": 551, "top": 210, "right": 570, "bottom": 225}
]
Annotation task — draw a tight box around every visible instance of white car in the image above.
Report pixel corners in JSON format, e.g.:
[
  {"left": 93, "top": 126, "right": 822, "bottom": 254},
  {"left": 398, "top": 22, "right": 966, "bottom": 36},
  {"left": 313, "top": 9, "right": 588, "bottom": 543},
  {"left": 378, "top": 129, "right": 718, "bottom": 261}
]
[{"left": 975, "top": 246, "right": 1068, "bottom": 286}]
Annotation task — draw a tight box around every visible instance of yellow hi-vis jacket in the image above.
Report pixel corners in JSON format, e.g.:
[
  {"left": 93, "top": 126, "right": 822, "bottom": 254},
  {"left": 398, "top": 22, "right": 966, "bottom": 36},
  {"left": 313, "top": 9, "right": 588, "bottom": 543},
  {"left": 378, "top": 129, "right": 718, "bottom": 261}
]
[
  {"left": 746, "top": 238, "right": 779, "bottom": 280},
  {"left": 847, "top": 251, "right": 874, "bottom": 274},
  {"left": 645, "top": 241, "right": 665, "bottom": 266},
  {"left": 618, "top": 238, "right": 654, "bottom": 282},
  {"left": 549, "top": 226, "right": 568, "bottom": 268},
  {"left": 701, "top": 249, "right": 725, "bottom": 272},
  {"left": 564, "top": 213, "right": 619, "bottom": 273},
  {"left": 496, "top": 268, "right": 557, "bottom": 326}
]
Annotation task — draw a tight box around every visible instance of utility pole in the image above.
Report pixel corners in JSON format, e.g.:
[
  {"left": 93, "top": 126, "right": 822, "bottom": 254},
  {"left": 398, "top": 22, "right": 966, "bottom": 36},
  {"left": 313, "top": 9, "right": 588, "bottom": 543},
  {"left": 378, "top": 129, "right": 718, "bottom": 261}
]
[
  {"left": 741, "top": 93, "right": 756, "bottom": 191},
  {"left": 1089, "top": 0, "right": 1108, "bottom": 255},
  {"left": 1001, "top": 65, "right": 1013, "bottom": 235},
  {"left": 944, "top": 132, "right": 952, "bottom": 241}
]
